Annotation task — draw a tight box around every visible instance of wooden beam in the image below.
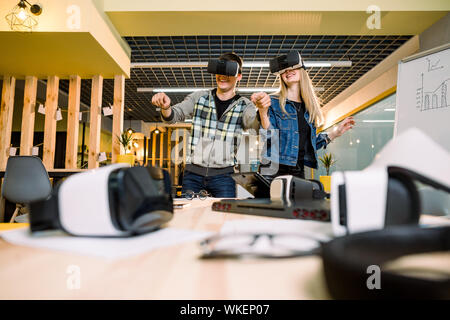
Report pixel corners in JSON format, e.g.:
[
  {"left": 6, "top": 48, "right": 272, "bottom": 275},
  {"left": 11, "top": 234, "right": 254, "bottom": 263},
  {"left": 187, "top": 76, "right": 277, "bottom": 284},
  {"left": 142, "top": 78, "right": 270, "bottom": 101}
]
[
  {"left": 174, "top": 129, "right": 179, "bottom": 185},
  {"left": 20, "top": 76, "right": 37, "bottom": 156},
  {"left": 88, "top": 75, "right": 103, "bottom": 169},
  {"left": 159, "top": 131, "right": 164, "bottom": 167},
  {"left": 183, "top": 129, "right": 187, "bottom": 165},
  {"left": 151, "top": 132, "right": 156, "bottom": 166},
  {"left": 42, "top": 76, "right": 59, "bottom": 169},
  {"left": 112, "top": 75, "right": 125, "bottom": 163},
  {"left": 167, "top": 128, "right": 172, "bottom": 176},
  {"left": 0, "top": 76, "right": 16, "bottom": 170},
  {"left": 65, "top": 75, "right": 81, "bottom": 168},
  {"left": 0, "top": 179, "right": 5, "bottom": 222}
]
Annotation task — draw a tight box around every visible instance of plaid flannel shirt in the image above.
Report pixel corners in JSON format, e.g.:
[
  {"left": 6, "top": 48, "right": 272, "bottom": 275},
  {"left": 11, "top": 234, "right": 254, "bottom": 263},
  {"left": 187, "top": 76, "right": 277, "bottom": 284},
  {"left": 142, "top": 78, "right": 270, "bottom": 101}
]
[{"left": 161, "top": 89, "right": 259, "bottom": 168}]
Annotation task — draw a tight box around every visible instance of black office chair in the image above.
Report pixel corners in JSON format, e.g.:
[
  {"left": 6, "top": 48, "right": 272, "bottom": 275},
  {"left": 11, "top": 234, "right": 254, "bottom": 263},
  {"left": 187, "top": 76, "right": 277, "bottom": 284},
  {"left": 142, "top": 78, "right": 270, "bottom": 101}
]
[{"left": 2, "top": 156, "right": 52, "bottom": 223}]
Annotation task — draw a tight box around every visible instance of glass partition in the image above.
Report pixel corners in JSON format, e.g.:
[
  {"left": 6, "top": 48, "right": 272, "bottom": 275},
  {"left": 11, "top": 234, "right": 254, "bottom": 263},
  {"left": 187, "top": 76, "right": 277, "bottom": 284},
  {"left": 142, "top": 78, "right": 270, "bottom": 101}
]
[{"left": 314, "top": 93, "right": 396, "bottom": 177}]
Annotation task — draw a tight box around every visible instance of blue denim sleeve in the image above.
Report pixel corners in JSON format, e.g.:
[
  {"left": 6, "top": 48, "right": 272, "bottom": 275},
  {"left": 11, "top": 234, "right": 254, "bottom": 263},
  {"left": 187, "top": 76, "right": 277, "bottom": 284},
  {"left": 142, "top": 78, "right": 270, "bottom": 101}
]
[{"left": 316, "top": 133, "right": 329, "bottom": 150}]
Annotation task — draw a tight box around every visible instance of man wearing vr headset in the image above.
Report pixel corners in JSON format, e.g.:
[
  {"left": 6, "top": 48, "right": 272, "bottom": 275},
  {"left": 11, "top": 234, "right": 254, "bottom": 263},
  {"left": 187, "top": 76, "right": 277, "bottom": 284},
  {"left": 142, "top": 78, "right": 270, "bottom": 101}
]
[
  {"left": 152, "top": 52, "right": 260, "bottom": 197},
  {"left": 251, "top": 51, "right": 355, "bottom": 179}
]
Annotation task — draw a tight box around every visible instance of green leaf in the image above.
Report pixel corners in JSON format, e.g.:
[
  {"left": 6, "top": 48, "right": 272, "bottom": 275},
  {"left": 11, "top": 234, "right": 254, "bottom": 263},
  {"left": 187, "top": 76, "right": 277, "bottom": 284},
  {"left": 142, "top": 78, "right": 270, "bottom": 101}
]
[
  {"left": 319, "top": 153, "right": 336, "bottom": 176},
  {"left": 116, "top": 130, "right": 134, "bottom": 151}
]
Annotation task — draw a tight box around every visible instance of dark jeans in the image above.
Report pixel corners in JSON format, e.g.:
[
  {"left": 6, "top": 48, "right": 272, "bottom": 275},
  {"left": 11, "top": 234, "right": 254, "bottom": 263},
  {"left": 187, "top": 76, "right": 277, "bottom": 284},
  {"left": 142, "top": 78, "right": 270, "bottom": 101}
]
[{"left": 182, "top": 171, "right": 236, "bottom": 198}]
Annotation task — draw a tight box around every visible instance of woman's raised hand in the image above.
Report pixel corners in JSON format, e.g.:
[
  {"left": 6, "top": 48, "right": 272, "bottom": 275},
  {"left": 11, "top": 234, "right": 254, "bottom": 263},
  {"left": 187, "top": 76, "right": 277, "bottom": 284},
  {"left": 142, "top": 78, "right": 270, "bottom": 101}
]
[{"left": 331, "top": 116, "right": 355, "bottom": 139}]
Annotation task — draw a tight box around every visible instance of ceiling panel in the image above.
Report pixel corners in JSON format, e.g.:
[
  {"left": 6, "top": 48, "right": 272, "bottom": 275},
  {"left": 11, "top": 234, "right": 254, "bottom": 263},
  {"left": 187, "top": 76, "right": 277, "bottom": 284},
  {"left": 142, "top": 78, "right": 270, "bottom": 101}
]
[{"left": 60, "top": 35, "right": 413, "bottom": 122}]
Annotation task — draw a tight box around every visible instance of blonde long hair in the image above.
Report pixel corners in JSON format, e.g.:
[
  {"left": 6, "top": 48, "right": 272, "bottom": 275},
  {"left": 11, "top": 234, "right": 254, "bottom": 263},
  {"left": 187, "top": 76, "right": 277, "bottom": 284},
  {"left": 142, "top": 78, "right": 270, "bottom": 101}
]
[{"left": 276, "top": 68, "right": 324, "bottom": 127}]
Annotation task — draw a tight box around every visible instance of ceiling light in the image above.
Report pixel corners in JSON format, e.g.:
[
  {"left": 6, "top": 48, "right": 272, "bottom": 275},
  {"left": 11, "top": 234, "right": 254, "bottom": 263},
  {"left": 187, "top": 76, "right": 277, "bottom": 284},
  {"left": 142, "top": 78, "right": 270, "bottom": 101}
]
[
  {"left": 131, "top": 60, "right": 352, "bottom": 69},
  {"left": 305, "top": 62, "right": 332, "bottom": 68},
  {"left": 5, "top": 0, "right": 42, "bottom": 32},
  {"left": 362, "top": 120, "right": 395, "bottom": 123},
  {"left": 243, "top": 62, "right": 269, "bottom": 68},
  {"left": 384, "top": 108, "right": 396, "bottom": 111},
  {"left": 237, "top": 88, "right": 278, "bottom": 93},
  {"left": 145, "top": 88, "right": 207, "bottom": 93},
  {"left": 139, "top": 87, "right": 324, "bottom": 93}
]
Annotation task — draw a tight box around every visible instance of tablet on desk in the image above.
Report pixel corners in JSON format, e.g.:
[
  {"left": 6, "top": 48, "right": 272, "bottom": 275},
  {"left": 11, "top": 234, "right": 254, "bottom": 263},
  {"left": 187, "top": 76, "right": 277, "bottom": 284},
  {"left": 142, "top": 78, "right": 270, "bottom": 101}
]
[{"left": 231, "top": 172, "right": 271, "bottom": 198}]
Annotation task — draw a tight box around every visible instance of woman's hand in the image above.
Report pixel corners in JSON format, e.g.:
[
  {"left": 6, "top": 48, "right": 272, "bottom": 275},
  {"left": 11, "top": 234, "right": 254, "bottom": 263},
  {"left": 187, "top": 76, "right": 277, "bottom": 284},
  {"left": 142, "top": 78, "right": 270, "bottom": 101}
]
[
  {"left": 251, "top": 92, "right": 272, "bottom": 129},
  {"left": 328, "top": 116, "right": 355, "bottom": 140},
  {"left": 251, "top": 92, "right": 271, "bottom": 114}
]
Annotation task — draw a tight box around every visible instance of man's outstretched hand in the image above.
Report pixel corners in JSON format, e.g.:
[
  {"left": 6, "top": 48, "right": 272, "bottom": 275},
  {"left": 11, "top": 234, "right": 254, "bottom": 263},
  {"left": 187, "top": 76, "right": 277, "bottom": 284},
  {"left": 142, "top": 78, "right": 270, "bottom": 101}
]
[{"left": 152, "top": 92, "right": 171, "bottom": 110}]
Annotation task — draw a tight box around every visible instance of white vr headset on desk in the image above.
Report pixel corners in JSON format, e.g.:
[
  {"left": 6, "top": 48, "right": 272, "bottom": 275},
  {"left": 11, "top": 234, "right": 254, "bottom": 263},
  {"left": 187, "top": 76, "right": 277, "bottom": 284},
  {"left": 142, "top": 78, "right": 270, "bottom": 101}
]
[{"left": 331, "top": 128, "right": 450, "bottom": 236}]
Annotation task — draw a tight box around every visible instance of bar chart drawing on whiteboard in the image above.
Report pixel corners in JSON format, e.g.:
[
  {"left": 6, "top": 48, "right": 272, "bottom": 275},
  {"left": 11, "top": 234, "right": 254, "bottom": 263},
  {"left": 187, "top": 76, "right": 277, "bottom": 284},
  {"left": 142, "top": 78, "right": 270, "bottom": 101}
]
[
  {"left": 397, "top": 44, "right": 450, "bottom": 151},
  {"left": 416, "top": 73, "right": 449, "bottom": 112}
]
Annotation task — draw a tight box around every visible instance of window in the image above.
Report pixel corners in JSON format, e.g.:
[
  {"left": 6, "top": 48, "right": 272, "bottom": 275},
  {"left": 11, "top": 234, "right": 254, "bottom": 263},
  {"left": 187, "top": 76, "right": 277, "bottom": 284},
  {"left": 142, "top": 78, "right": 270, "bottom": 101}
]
[{"left": 314, "top": 93, "right": 396, "bottom": 177}]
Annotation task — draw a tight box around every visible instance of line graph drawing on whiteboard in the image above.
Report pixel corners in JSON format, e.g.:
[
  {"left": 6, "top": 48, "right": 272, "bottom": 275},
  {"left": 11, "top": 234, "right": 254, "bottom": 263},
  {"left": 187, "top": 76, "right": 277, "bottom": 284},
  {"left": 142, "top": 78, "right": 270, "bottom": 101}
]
[
  {"left": 416, "top": 73, "right": 450, "bottom": 112},
  {"left": 426, "top": 57, "right": 444, "bottom": 72}
]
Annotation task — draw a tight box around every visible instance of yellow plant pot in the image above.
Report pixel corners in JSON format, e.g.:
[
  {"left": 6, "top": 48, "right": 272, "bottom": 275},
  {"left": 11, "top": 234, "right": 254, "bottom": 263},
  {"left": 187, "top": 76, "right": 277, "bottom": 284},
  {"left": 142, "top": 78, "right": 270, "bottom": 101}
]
[
  {"left": 320, "top": 175, "right": 331, "bottom": 193},
  {"left": 116, "top": 154, "right": 135, "bottom": 166}
]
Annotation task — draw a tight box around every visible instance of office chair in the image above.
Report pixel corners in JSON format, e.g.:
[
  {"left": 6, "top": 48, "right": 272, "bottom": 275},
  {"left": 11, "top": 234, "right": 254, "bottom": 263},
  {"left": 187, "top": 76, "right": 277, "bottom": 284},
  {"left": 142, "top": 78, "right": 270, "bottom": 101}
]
[{"left": 2, "top": 156, "right": 52, "bottom": 223}]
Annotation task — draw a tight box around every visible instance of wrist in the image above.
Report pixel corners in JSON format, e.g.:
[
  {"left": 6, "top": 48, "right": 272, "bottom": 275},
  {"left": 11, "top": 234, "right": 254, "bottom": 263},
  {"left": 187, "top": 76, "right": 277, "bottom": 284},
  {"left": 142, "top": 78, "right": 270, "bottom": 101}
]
[
  {"left": 258, "top": 108, "right": 268, "bottom": 118},
  {"left": 325, "top": 132, "right": 333, "bottom": 143}
]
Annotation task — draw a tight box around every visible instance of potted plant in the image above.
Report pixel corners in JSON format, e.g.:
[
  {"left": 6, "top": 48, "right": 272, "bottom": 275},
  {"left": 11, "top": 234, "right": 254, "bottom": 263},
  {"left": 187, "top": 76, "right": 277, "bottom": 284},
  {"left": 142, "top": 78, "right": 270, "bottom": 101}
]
[
  {"left": 318, "top": 153, "right": 336, "bottom": 192},
  {"left": 116, "top": 130, "right": 136, "bottom": 166}
]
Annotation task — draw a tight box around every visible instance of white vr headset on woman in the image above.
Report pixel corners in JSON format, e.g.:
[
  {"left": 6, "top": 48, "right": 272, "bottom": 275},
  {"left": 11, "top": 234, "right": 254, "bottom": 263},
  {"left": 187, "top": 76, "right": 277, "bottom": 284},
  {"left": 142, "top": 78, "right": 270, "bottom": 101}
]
[
  {"left": 29, "top": 164, "right": 174, "bottom": 237},
  {"left": 330, "top": 128, "right": 450, "bottom": 236}
]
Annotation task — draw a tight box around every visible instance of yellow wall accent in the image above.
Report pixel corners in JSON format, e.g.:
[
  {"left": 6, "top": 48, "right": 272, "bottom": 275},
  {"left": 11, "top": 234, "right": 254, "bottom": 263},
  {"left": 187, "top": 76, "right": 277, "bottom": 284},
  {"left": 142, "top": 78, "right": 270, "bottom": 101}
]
[
  {"left": 101, "top": 0, "right": 449, "bottom": 36},
  {"left": 102, "top": 0, "right": 450, "bottom": 12},
  {"left": 318, "top": 86, "right": 397, "bottom": 132},
  {"left": 104, "top": 11, "right": 448, "bottom": 36}
]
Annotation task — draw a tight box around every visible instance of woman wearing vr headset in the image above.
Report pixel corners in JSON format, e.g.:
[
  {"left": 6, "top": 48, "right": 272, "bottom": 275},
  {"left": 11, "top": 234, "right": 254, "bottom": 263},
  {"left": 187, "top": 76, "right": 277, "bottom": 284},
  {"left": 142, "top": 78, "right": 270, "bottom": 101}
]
[
  {"left": 251, "top": 51, "right": 354, "bottom": 179},
  {"left": 152, "top": 52, "right": 259, "bottom": 198}
]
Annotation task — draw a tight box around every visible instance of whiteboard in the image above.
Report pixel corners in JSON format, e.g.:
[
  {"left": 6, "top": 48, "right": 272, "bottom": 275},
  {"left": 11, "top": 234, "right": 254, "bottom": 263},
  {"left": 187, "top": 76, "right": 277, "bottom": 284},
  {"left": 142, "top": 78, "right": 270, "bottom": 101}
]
[{"left": 395, "top": 43, "right": 450, "bottom": 151}]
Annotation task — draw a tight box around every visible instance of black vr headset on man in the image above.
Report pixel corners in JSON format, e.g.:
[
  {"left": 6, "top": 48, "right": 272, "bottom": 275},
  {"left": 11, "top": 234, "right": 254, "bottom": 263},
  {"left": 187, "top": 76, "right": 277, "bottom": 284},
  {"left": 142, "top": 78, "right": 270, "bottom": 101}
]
[
  {"left": 269, "top": 50, "right": 305, "bottom": 75},
  {"left": 29, "top": 164, "right": 173, "bottom": 237},
  {"left": 207, "top": 59, "right": 240, "bottom": 77}
]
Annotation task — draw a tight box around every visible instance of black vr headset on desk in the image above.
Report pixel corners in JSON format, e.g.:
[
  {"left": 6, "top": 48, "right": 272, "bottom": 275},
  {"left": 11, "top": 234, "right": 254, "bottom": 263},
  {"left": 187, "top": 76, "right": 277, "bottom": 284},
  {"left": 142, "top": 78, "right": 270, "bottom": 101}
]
[{"left": 29, "top": 164, "right": 174, "bottom": 237}]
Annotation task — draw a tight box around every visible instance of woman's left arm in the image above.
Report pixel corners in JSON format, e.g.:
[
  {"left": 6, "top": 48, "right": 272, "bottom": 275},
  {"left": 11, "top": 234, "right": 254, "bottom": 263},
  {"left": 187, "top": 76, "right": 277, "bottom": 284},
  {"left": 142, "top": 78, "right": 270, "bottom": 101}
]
[
  {"left": 327, "top": 117, "right": 355, "bottom": 141},
  {"left": 316, "top": 116, "right": 355, "bottom": 150}
]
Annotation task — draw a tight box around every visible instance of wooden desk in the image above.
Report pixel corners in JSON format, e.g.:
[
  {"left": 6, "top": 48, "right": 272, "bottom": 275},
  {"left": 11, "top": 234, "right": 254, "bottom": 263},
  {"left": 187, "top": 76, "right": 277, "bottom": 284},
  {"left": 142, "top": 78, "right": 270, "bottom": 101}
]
[
  {"left": 1, "top": 201, "right": 447, "bottom": 300},
  {"left": 0, "top": 199, "right": 330, "bottom": 300}
]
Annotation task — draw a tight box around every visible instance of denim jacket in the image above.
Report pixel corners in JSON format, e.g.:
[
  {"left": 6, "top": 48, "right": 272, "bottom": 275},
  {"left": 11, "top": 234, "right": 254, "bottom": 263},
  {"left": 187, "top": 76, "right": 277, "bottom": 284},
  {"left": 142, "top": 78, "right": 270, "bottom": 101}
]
[{"left": 263, "top": 97, "right": 329, "bottom": 169}]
